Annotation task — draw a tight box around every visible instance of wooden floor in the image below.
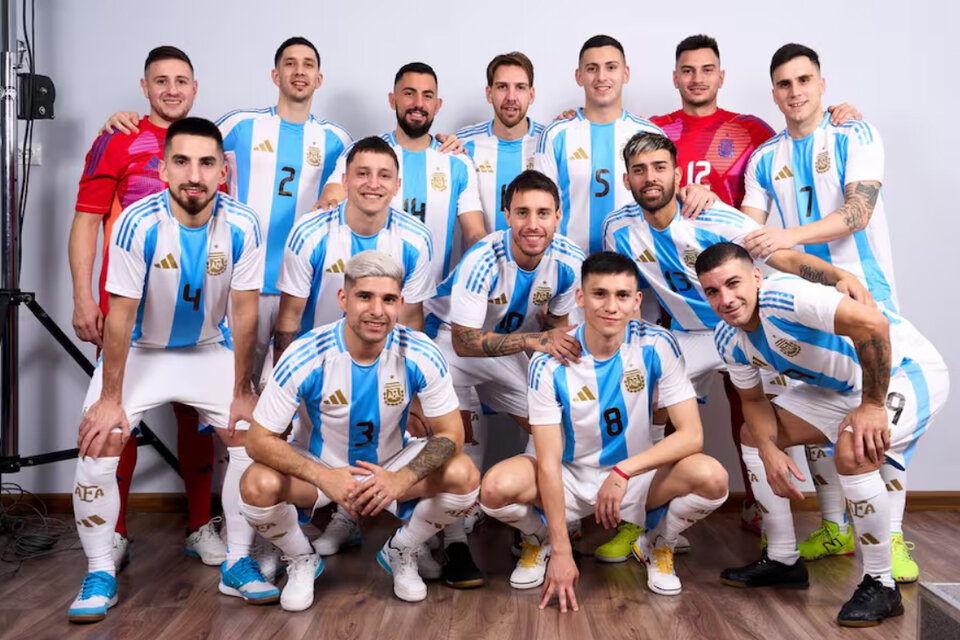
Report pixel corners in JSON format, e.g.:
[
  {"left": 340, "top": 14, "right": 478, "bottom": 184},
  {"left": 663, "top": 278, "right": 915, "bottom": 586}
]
[{"left": 3, "top": 508, "right": 959, "bottom": 640}]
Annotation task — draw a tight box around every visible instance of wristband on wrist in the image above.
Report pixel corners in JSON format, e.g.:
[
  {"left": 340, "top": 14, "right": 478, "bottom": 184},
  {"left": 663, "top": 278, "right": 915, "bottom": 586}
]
[{"left": 612, "top": 465, "right": 629, "bottom": 481}]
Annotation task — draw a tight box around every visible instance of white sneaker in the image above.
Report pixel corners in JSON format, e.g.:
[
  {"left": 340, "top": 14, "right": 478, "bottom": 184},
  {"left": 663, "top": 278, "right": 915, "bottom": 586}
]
[
  {"left": 312, "top": 510, "right": 362, "bottom": 556},
  {"left": 280, "top": 553, "right": 324, "bottom": 612},
  {"left": 184, "top": 517, "right": 227, "bottom": 566},
  {"left": 675, "top": 533, "right": 691, "bottom": 555},
  {"left": 111, "top": 532, "right": 130, "bottom": 573},
  {"left": 417, "top": 544, "right": 442, "bottom": 580},
  {"left": 510, "top": 540, "right": 550, "bottom": 590},
  {"left": 377, "top": 535, "right": 427, "bottom": 602},
  {"left": 253, "top": 541, "right": 284, "bottom": 583},
  {"left": 67, "top": 571, "right": 118, "bottom": 623},
  {"left": 632, "top": 534, "right": 681, "bottom": 596}
]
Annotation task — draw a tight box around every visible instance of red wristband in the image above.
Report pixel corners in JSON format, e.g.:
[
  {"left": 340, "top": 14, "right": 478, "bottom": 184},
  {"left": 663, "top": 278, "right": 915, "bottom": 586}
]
[{"left": 612, "top": 465, "right": 629, "bottom": 481}]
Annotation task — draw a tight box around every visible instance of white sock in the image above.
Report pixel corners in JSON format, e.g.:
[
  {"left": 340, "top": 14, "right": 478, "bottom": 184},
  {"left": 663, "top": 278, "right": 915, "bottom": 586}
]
[
  {"left": 481, "top": 502, "right": 548, "bottom": 544},
  {"left": 651, "top": 492, "right": 728, "bottom": 550},
  {"left": 74, "top": 456, "right": 121, "bottom": 575},
  {"left": 651, "top": 422, "right": 667, "bottom": 444},
  {"left": 805, "top": 444, "right": 848, "bottom": 533},
  {"left": 239, "top": 499, "right": 313, "bottom": 557},
  {"left": 742, "top": 445, "right": 798, "bottom": 564},
  {"left": 334, "top": 504, "right": 357, "bottom": 525},
  {"left": 880, "top": 463, "right": 907, "bottom": 534},
  {"left": 392, "top": 489, "right": 479, "bottom": 549},
  {"left": 443, "top": 518, "right": 468, "bottom": 547},
  {"left": 838, "top": 471, "right": 894, "bottom": 588},
  {"left": 223, "top": 446, "right": 256, "bottom": 564}
]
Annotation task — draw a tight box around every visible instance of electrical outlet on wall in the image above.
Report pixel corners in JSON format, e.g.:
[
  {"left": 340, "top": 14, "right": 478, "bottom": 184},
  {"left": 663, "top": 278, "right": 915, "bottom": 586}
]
[{"left": 17, "top": 143, "right": 42, "bottom": 166}]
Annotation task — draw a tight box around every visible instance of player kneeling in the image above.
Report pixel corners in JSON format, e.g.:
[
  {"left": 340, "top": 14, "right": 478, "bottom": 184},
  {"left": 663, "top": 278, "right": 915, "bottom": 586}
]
[
  {"left": 479, "top": 252, "right": 728, "bottom": 609},
  {"left": 240, "top": 251, "right": 480, "bottom": 609}
]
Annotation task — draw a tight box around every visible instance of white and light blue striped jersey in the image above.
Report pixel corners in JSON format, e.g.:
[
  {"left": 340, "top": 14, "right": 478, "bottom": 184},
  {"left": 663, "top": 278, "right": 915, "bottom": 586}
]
[
  {"left": 743, "top": 115, "right": 897, "bottom": 310},
  {"left": 216, "top": 107, "right": 352, "bottom": 295},
  {"left": 106, "top": 191, "right": 264, "bottom": 349},
  {"left": 252, "top": 319, "right": 460, "bottom": 468},
  {"left": 277, "top": 201, "right": 436, "bottom": 334},
  {"left": 715, "top": 274, "right": 922, "bottom": 394},
  {"left": 332, "top": 133, "right": 483, "bottom": 284},
  {"left": 424, "top": 229, "right": 584, "bottom": 336},
  {"left": 457, "top": 118, "right": 545, "bottom": 232},
  {"left": 527, "top": 320, "right": 695, "bottom": 466},
  {"left": 534, "top": 109, "right": 664, "bottom": 255},
  {"left": 603, "top": 199, "right": 762, "bottom": 332}
]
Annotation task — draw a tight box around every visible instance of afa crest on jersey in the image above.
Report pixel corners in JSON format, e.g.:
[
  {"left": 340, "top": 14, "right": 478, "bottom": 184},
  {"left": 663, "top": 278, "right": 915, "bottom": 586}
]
[
  {"left": 775, "top": 337, "right": 802, "bottom": 357},
  {"left": 306, "top": 146, "right": 322, "bottom": 167},
  {"left": 207, "top": 251, "right": 228, "bottom": 276},
  {"left": 683, "top": 248, "right": 700, "bottom": 270},
  {"left": 383, "top": 381, "right": 405, "bottom": 406},
  {"left": 623, "top": 368, "right": 645, "bottom": 393},
  {"left": 532, "top": 284, "right": 553, "bottom": 306},
  {"left": 431, "top": 169, "right": 448, "bottom": 192},
  {"left": 815, "top": 149, "right": 831, "bottom": 174}
]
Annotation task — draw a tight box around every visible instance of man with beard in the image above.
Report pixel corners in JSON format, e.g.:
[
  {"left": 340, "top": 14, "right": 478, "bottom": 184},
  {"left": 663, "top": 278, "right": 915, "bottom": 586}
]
[
  {"left": 320, "top": 62, "right": 486, "bottom": 288},
  {"left": 67, "top": 118, "right": 275, "bottom": 623},
  {"left": 456, "top": 52, "right": 544, "bottom": 233},
  {"left": 70, "top": 46, "right": 222, "bottom": 570}
]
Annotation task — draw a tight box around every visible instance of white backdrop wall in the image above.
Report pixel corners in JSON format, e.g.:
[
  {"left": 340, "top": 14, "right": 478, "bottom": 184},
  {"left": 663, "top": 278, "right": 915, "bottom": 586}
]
[{"left": 7, "top": 0, "right": 956, "bottom": 493}]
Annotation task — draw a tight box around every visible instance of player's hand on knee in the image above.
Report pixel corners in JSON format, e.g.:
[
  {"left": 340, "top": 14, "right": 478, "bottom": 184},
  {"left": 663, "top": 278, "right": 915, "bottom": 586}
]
[
  {"left": 228, "top": 391, "right": 258, "bottom": 436},
  {"left": 594, "top": 473, "right": 627, "bottom": 529},
  {"left": 320, "top": 466, "right": 369, "bottom": 518},
  {"left": 540, "top": 552, "right": 580, "bottom": 612},
  {"left": 531, "top": 325, "right": 581, "bottom": 366},
  {"left": 677, "top": 184, "right": 717, "bottom": 219},
  {"left": 760, "top": 446, "right": 805, "bottom": 501},
  {"left": 350, "top": 462, "right": 415, "bottom": 516},
  {"left": 78, "top": 399, "right": 129, "bottom": 458},
  {"left": 99, "top": 111, "right": 141, "bottom": 136},
  {"left": 435, "top": 133, "right": 464, "bottom": 155},
  {"left": 840, "top": 403, "right": 889, "bottom": 465},
  {"left": 72, "top": 298, "right": 104, "bottom": 347}
]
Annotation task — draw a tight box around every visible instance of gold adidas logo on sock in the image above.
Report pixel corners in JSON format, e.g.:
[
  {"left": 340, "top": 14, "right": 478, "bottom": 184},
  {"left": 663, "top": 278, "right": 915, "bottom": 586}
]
[{"left": 76, "top": 515, "right": 107, "bottom": 528}]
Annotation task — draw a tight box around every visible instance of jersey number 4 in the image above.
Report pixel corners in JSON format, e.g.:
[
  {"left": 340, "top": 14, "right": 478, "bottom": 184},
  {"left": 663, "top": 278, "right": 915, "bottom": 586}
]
[{"left": 182, "top": 284, "right": 202, "bottom": 311}]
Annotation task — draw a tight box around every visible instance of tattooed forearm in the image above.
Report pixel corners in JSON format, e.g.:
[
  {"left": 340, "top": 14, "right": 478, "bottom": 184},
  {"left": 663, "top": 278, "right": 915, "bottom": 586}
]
[
  {"left": 839, "top": 181, "right": 880, "bottom": 232},
  {"left": 405, "top": 436, "right": 456, "bottom": 481},
  {"left": 798, "top": 264, "right": 828, "bottom": 285},
  {"left": 452, "top": 325, "right": 528, "bottom": 357},
  {"left": 855, "top": 336, "right": 891, "bottom": 405},
  {"left": 273, "top": 330, "right": 299, "bottom": 363},
  {"left": 481, "top": 332, "right": 529, "bottom": 356}
]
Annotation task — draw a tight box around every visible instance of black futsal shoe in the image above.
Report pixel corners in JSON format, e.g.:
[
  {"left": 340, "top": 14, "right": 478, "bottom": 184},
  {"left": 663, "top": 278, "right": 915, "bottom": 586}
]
[
  {"left": 442, "top": 542, "right": 484, "bottom": 589},
  {"left": 837, "top": 575, "right": 904, "bottom": 627},
  {"left": 720, "top": 551, "right": 809, "bottom": 588}
]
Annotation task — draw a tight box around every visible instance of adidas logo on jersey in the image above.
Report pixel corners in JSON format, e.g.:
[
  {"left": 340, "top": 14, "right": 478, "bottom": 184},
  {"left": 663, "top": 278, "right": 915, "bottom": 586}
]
[
  {"left": 488, "top": 293, "right": 507, "bottom": 304},
  {"left": 572, "top": 385, "right": 596, "bottom": 402},
  {"left": 323, "top": 389, "right": 348, "bottom": 405},
  {"left": 325, "top": 258, "right": 346, "bottom": 274},
  {"left": 154, "top": 253, "right": 179, "bottom": 269},
  {"left": 254, "top": 140, "right": 275, "bottom": 153},
  {"left": 568, "top": 147, "right": 589, "bottom": 161},
  {"left": 773, "top": 165, "right": 793, "bottom": 181},
  {"left": 477, "top": 159, "right": 494, "bottom": 174},
  {"left": 635, "top": 249, "right": 656, "bottom": 263}
]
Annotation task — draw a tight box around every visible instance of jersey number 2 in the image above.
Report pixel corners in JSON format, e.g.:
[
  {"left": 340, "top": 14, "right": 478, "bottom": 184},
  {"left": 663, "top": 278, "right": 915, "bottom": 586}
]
[{"left": 278, "top": 166, "right": 296, "bottom": 197}]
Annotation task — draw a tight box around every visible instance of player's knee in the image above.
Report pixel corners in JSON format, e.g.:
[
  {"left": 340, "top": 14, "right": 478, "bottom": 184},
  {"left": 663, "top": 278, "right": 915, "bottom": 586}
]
[
  {"left": 695, "top": 457, "right": 729, "bottom": 500},
  {"left": 240, "top": 463, "right": 283, "bottom": 506},
  {"left": 479, "top": 467, "right": 513, "bottom": 509},
  {"left": 443, "top": 454, "right": 480, "bottom": 494},
  {"left": 99, "top": 432, "right": 126, "bottom": 457},
  {"left": 833, "top": 438, "right": 879, "bottom": 475},
  {"left": 738, "top": 423, "right": 756, "bottom": 448}
]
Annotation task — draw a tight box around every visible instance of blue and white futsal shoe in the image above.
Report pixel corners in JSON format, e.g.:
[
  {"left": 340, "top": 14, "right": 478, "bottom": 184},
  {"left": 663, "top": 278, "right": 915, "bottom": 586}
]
[
  {"left": 218, "top": 556, "right": 280, "bottom": 604},
  {"left": 67, "top": 571, "right": 118, "bottom": 623}
]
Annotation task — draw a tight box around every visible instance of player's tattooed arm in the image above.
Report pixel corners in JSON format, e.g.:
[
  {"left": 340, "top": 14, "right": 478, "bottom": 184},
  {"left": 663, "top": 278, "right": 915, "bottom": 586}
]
[
  {"left": 451, "top": 324, "right": 528, "bottom": 357},
  {"left": 404, "top": 436, "right": 457, "bottom": 481},
  {"left": 767, "top": 251, "right": 875, "bottom": 306},
  {"left": 839, "top": 181, "right": 881, "bottom": 232},
  {"left": 855, "top": 336, "right": 891, "bottom": 406},
  {"left": 273, "top": 330, "right": 299, "bottom": 360},
  {"left": 273, "top": 293, "right": 308, "bottom": 365}
]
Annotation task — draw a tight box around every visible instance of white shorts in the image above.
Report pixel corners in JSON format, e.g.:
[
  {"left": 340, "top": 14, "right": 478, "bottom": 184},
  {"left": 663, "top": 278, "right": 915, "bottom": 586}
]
[
  {"left": 293, "top": 438, "right": 428, "bottom": 524},
  {"left": 83, "top": 343, "right": 245, "bottom": 432},
  {"left": 772, "top": 353, "right": 950, "bottom": 470},
  {"left": 559, "top": 460, "right": 655, "bottom": 526},
  {"left": 434, "top": 328, "right": 528, "bottom": 417},
  {"left": 672, "top": 330, "right": 724, "bottom": 399}
]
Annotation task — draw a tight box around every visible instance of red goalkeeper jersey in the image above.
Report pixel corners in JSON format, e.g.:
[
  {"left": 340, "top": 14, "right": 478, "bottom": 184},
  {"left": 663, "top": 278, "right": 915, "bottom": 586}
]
[{"left": 650, "top": 108, "right": 774, "bottom": 209}]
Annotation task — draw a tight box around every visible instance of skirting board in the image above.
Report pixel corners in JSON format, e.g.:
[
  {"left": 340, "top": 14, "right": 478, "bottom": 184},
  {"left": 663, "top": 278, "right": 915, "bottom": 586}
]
[{"left": 4, "top": 491, "right": 960, "bottom": 514}]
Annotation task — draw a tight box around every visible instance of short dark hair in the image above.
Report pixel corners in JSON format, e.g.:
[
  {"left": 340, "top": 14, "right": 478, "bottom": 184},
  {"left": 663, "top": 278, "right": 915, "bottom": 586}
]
[
  {"left": 164, "top": 117, "right": 223, "bottom": 155},
  {"left": 144, "top": 45, "right": 193, "bottom": 75},
  {"left": 274, "top": 36, "right": 320, "bottom": 68},
  {"left": 769, "top": 43, "right": 820, "bottom": 79},
  {"left": 622, "top": 132, "right": 677, "bottom": 170},
  {"left": 345, "top": 136, "right": 399, "bottom": 171},
  {"left": 675, "top": 34, "right": 719, "bottom": 62},
  {"left": 504, "top": 170, "right": 560, "bottom": 211},
  {"left": 694, "top": 242, "right": 752, "bottom": 276},
  {"left": 394, "top": 62, "right": 437, "bottom": 87},
  {"left": 486, "top": 51, "right": 534, "bottom": 86},
  {"left": 579, "top": 35, "right": 625, "bottom": 63},
  {"left": 581, "top": 251, "right": 641, "bottom": 289}
]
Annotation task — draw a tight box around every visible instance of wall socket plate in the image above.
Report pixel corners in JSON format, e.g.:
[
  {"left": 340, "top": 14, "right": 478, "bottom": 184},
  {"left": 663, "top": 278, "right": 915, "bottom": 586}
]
[{"left": 17, "top": 143, "right": 42, "bottom": 166}]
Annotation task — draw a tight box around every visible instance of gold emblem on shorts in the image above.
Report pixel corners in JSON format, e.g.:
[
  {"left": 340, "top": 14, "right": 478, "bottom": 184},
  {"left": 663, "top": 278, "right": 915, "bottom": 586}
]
[
  {"left": 775, "top": 338, "right": 801, "bottom": 357},
  {"left": 816, "top": 149, "right": 831, "bottom": 174},
  {"left": 431, "top": 169, "right": 447, "bottom": 192},
  {"left": 383, "top": 381, "right": 404, "bottom": 406},
  {"left": 623, "top": 368, "right": 645, "bottom": 393},
  {"left": 683, "top": 248, "right": 700, "bottom": 270},
  {"left": 532, "top": 284, "right": 552, "bottom": 306},
  {"left": 306, "top": 145, "right": 321, "bottom": 167},
  {"left": 207, "top": 251, "right": 227, "bottom": 276}
]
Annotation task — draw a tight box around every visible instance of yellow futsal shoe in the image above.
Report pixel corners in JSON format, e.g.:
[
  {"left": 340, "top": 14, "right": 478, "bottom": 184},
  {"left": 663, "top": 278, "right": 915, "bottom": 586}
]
[
  {"left": 890, "top": 533, "right": 918, "bottom": 584},
  {"left": 595, "top": 522, "right": 642, "bottom": 563},
  {"left": 798, "top": 520, "right": 854, "bottom": 561}
]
